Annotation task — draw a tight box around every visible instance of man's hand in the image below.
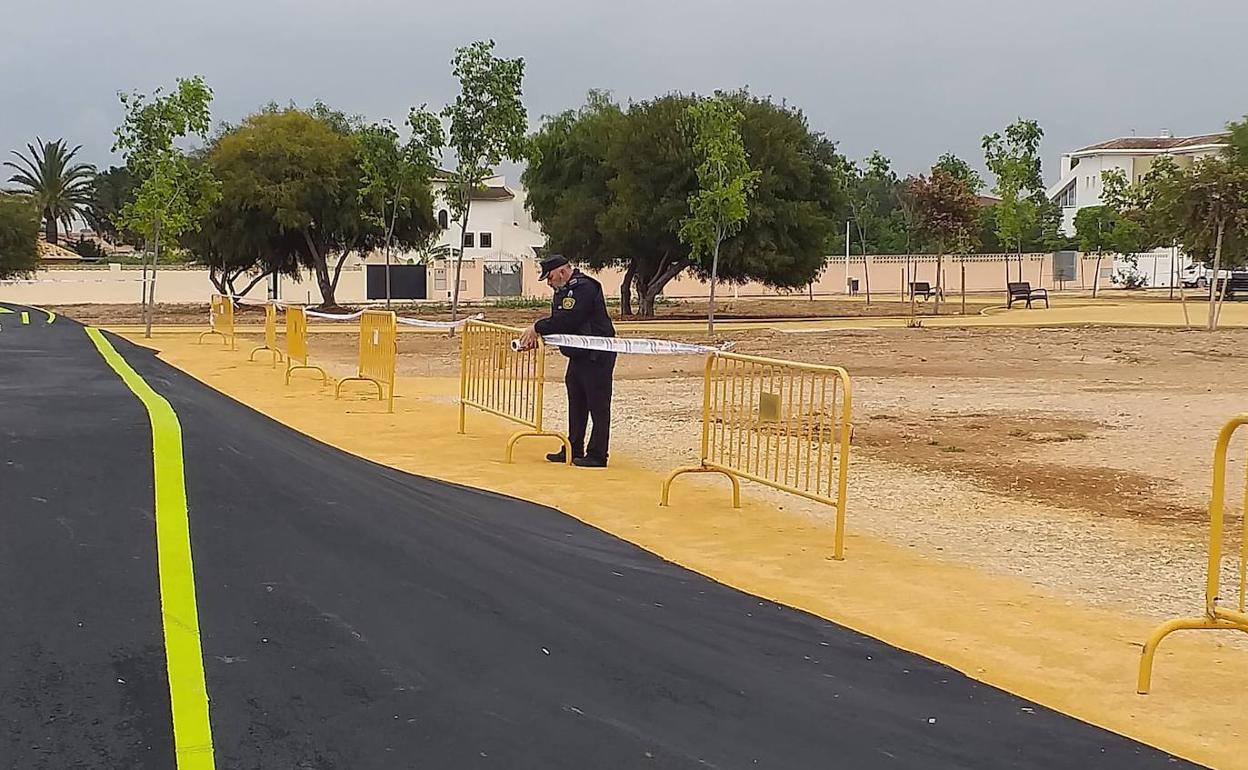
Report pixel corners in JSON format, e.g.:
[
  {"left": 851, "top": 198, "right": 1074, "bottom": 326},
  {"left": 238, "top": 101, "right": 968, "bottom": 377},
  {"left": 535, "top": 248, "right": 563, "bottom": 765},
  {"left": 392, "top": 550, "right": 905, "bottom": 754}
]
[{"left": 518, "top": 324, "right": 540, "bottom": 351}]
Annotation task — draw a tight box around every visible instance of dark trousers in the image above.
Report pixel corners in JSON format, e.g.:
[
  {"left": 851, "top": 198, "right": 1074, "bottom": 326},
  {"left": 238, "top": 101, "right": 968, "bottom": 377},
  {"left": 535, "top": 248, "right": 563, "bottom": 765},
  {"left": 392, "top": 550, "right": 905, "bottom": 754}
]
[{"left": 565, "top": 353, "right": 615, "bottom": 460}]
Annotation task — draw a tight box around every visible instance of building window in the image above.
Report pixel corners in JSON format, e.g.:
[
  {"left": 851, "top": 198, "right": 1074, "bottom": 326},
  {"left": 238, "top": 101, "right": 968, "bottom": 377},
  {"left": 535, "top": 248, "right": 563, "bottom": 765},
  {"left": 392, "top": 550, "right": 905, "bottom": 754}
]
[
  {"left": 434, "top": 270, "right": 446, "bottom": 290},
  {"left": 479, "top": 232, "right": 492, "bottom": 248},
  {"left": 438, "top": 210, "right": 448, "bottom": 229},
  {"left": 463, "top": 231, "right": 475, "bottom": 248}
]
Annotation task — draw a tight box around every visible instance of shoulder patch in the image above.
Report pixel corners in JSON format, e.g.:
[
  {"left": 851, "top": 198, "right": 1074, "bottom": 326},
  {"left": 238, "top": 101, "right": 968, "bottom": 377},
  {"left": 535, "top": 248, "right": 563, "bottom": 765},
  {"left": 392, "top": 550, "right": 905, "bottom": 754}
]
[{"left": 561, "top": 296, "right": 576, "bottom": 310}]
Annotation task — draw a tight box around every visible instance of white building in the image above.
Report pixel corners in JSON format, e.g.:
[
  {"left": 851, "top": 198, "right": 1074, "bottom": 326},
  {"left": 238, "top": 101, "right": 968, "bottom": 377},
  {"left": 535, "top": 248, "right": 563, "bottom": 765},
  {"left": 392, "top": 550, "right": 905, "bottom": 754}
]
[
  {"left": 426, "top": 170, "right": 545, "bottom": 261},
  {"left": 1047, "top": 131, "right": 1227, "bottom": 235},
  {"left": 1046, "top": 131, "right": 1228, "bottom": 287}
]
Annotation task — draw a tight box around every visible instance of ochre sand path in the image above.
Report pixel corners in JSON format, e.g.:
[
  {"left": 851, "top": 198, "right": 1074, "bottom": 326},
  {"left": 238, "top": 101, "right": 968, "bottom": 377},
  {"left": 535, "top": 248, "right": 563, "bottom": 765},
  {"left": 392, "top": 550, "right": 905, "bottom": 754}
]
[{"left": 122, "top": 327, "right": 1248, "bottom": 768}]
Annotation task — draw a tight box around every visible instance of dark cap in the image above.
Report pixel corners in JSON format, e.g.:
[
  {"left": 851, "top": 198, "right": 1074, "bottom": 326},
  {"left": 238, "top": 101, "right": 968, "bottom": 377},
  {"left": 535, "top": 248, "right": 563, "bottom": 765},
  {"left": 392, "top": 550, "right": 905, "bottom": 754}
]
[{"left": 538, "top": 254, "right": 570, "bottom": 281}]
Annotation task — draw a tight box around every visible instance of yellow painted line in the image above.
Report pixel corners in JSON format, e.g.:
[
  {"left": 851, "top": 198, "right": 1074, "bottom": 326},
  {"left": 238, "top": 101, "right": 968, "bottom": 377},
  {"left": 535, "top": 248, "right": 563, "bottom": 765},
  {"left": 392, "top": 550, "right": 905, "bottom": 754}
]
[
  {"left": 30, "top": 304, "right": 56, "bottom": 324},
  {"left": 85, "top": 327, "right": 216, "bottom": 769},
  {"left": 21, "top": 311, "right": 29, "bottom": 325},
  {"left": 0, "top": 306, "right": 11, "bottom": 313}
]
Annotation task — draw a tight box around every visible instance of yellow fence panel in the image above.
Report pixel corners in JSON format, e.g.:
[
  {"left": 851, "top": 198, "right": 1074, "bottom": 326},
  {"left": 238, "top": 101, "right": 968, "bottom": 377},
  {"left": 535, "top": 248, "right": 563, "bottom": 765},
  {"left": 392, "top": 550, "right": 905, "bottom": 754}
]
[
  {"left": 1138, "top": 414, "right": 1248, "bottom": 693},
  {"left": 662, "top": 352, "right": 853, "bottom": 559},
  {"left": 197, "top": 294, "right": 235, "bottom": 349},
  {"left": 335, "top": 310, "right": 397, "bottom": 412},
  {"left": 247, "top": 302, "right": 285, "bottom": 367},
  {"left": 458, "top": 320, "right": 571, "bottom": 463},
  {"left": 284, "top": 306, "right": 330, "bottom": 385}
]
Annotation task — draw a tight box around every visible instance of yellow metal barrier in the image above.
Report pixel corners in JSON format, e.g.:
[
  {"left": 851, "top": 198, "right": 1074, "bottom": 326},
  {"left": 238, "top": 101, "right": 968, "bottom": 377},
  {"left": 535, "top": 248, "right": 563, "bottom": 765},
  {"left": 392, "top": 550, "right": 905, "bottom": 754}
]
[
  {"left": 661, "top": 352, "right": 853, "bottom": 560},
  {"left": 197, "top": 294, "right": 235, "bottom": 349},
  {"left": 284, "top": 306, "right": 330, "bottom": 385},
  {"left": 247, "top": 302, "right": 285, "bottom": 367},
  {"left": 335, "top": 310, "right": 397, "bottom": 412},
  {"left": 1138, "top": 414, "right": 1248, "bottom": 694},
  {"left": 458, "top": 320, "right": 572, "bottom": 463}
]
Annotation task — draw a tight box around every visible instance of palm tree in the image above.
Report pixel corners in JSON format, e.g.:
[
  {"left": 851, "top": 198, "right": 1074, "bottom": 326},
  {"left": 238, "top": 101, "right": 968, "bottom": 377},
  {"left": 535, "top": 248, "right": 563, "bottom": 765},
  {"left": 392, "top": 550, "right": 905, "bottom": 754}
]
[{"left": 4, "top": 138, "right": 95, "bottom": 244}]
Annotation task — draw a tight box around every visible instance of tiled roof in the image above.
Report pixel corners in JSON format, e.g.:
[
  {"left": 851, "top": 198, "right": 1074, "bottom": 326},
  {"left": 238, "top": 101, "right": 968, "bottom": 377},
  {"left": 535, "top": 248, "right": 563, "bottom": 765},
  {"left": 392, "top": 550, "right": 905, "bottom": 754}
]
[
  {"left": 1073, "top": 133, "right": 1228, "bottom": 154},
  {"left": 471, "top": 186, "right": 514, "bottom": 201}
]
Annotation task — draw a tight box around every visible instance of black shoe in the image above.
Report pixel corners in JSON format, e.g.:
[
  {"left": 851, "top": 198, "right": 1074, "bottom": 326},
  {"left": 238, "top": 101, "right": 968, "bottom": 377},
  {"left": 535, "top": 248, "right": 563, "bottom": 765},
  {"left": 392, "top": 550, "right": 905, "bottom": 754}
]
[
  {"left": 572, "top": 456, "right": 608, "bottom": 468},
  {"left": 546, "top": 448, "right": 583, "bottom": 463}
]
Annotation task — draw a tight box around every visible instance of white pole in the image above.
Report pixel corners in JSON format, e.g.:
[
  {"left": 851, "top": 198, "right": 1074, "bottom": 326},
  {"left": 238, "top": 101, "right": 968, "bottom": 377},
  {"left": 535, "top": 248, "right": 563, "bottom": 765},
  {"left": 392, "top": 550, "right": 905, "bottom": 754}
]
[{"left": 844, "top": 220, "right": 850, "bottom": 295}]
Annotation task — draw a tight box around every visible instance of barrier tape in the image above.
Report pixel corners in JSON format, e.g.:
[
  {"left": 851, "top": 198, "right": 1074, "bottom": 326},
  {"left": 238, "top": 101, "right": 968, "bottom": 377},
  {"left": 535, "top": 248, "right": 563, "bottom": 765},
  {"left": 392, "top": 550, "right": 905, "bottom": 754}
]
[
  {"left": 229, "top": 297, "right": 483, "bottom": 329},
  {"left": 511, "top": 334, "right": 734, "bottom": 355},
  {"left": 397, "top": 313, "right": 483, "bottom": 329}
]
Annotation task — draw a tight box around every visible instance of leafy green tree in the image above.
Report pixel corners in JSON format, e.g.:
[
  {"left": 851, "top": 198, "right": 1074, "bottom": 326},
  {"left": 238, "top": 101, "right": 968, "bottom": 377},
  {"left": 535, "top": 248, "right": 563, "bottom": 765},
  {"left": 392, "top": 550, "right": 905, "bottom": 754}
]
[
  {"left": 1166, "top": 156, "right": 1248, "bottom": 329},
  {"left": 85, "top": 165, "right": 137, "bottom": 244},
  {"left": 983, "top": 119, "right": 1053, "bottom": 279},
  {"left": 113, "top": 76, "right": 219, "bottom": 336},
  {"left": 4, "top": 138, "right": 95, "bottom": 244},
  {"left": 523, "top": 90, "right": 626, "bottom": 306},
  {"left": 525, "top": 90, "right": 844, "bottom": 317},
  {"left": 442, "top": 39, "right": 527, "bottom": 323},
  {"left": 933, "top": 152, "right": 984, "bottom": 194},
  {"left": 203, "top": 105, "right": 437, "bottom": 307},
  {"left": 1073, "top": 205, "right": 1118, "bottom": 297},
  {"left": 0, "top": 194, "right": 40, "bottom": 279},
  {"left": 357, "top": 107, "right": 443, "bottom": 306},
  {"left": 679, "top": 97, "right": 759, "bottom": 334},
  {"left": 908, "top": 163, "right": 980, "bottom": 315}
]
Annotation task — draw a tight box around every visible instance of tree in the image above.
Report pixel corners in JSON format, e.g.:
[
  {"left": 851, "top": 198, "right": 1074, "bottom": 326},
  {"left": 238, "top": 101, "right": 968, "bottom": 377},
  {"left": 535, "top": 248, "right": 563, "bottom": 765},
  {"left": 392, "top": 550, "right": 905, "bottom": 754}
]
[
  {"left": 4, "top": 138, "right": 95, "bottom": 244},
  {"left": 523, "top": 90, "right": 627, "bottom": 307},
  {"left": 525, "top": 90, "right": 844, "bottom": 318},
  {"left": 983, "top": 119, "right": 1051, "bottom": 281},
  {"left": 1164, "top": 156, "right": 1248, "bottom": 330},
  {"left": 1073, "top": 205, "right": 1118, "bottom": 297},
  {"left": 442, "top": 40, "right": 527, "bottom": 324},
  {"left": 0, "top": 194, "right": 40, "bottom": 279},
  {"left": 204, "top": 106, "right": 438, "bottom": 307},
  {"left": 113, "top": 76, "right": 219, "bottom": 337},
  {"left": 908, "top": 163, "right": 980, "bottom": 315},
  {"left": 85, "top": 165, "right": 137, "bottom": 244},
  {"left": 357, "top": 108, "right": 444, "bottom": 306},
  {"left": 679, "top": 97, "right": 759, "bottom": 334}
]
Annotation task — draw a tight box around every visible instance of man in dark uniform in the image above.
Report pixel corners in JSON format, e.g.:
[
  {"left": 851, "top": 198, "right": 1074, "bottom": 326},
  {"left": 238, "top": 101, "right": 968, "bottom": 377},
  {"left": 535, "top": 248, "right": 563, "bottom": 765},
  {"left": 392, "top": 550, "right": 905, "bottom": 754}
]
[{"left": 518, "top": 255, "right": 616, "bottom": 467}]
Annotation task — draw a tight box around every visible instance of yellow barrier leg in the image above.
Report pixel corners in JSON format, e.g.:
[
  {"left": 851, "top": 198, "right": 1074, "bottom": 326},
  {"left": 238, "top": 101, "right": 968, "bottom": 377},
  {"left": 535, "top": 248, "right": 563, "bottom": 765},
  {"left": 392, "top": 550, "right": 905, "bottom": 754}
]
[
  {"left": 248, "top": 345, "right": 285, "bottom": 367},
  {"left": 335, "top": 376, "right": 384, "bottom": 403},
  {"left": 661, "top": 466, "right": 741, "bottom": 508},
  {"left": 1136, "top": 616, "right": 1244, "bottom": 694},
  {"left": 197, "top": 330, "right": 226, "bottom": 346},
  {"left": 458, "top": 403, "right": 467, "bottom": 435},
  {"left": 285, "top": 362, "right": 330, "bottom": 386},
  {"left": 505, "top": 431, "right": 572, "bottom": 464}
]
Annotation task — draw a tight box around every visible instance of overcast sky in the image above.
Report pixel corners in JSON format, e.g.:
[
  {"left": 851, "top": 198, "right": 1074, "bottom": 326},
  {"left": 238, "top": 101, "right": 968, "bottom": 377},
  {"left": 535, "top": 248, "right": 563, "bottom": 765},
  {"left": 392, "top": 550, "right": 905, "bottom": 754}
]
[{"left": 2, "top": 0, "right": 1245, "bottom": 187}]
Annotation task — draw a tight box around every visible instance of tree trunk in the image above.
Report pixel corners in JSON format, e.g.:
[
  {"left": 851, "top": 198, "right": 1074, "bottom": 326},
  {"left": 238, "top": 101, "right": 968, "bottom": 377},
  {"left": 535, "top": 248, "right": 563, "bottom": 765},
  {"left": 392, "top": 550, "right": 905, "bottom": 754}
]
[
  {"left": 145, "top": 219, "right": 160, "bottom": 339},
  {"left": 707, "top": 236, "right": 721, "bottom": 336},
  {"left": 637, "top": 255, "right": 690, "bottom": 319},
  {"left": 1209, "top": 220, "right": 1226, "bottom": 332},
  {"left": 1092, "top": 253, "right": 1103, "bottom": 298},
  {"left": 863, "top": 253, "right": 872, "bottom": 306},
  {"left": 44, "top": 210, "right": 58, "bottom": 244},
  {"left": 302, "top": 229, "right": 336, "bottom": 308},
  {"left": 960, "top": 258, "right": 966, "bottom": 315},
  {"left": 450, "top": 197, "right": 472, "bottom": 328},
  {"left": 140, "top": 236, "right": 151, "bottom": 326},
  {"left": 620, "top": 261, "right": 636, "bottom": 317},
  {"left": 384, "top": 183, "right": 402, "bottom": 308},
  {"left": 934, "top": 251, "right": 944, "bottom": 316}
]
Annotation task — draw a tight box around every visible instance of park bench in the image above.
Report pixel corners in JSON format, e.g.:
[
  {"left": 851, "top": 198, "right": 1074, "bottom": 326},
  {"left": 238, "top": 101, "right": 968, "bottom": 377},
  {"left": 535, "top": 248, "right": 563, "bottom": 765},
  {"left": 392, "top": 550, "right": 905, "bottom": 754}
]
[
  {"left": 1214, "top": 273, "right": 1248, "bottom": 300},
  {"left": 909, "top": 282, "right": 942, "bottom": 301},
  {"left": 1006, "top": 282, "right": 1049, "bottom": 309}
]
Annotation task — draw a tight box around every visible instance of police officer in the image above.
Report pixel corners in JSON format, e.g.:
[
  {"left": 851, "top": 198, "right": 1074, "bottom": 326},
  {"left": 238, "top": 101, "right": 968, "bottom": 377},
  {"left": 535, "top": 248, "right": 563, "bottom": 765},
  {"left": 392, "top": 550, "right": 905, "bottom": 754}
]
[{"left": 519, "top": 255, "right": 616, "bottom": 467}]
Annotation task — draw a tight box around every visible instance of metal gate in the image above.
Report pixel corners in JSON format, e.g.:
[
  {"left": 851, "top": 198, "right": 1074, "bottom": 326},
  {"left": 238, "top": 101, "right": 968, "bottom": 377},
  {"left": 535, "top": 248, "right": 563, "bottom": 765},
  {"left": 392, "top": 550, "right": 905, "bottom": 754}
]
[
  {"left": 366, "top": 264, "right": 427, "bottom": 300},
  {"left": 483, "top": 261, "right": 523, "bottom": 297}
]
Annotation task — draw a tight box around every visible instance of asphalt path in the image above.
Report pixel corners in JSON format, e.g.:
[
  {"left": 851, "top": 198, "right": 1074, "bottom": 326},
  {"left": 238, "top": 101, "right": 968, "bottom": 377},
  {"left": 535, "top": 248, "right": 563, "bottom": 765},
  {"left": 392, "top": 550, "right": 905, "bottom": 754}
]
[{"left": 0, "top": 303, "right": 1200, "bottom": 769}]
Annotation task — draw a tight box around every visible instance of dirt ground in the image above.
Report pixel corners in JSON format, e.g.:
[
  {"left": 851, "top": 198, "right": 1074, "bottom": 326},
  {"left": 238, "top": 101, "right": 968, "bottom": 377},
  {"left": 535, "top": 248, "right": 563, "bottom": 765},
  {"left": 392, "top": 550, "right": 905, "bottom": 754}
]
[{"left": 63, "top": 301, "right": 1248, "bottom": 623}]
